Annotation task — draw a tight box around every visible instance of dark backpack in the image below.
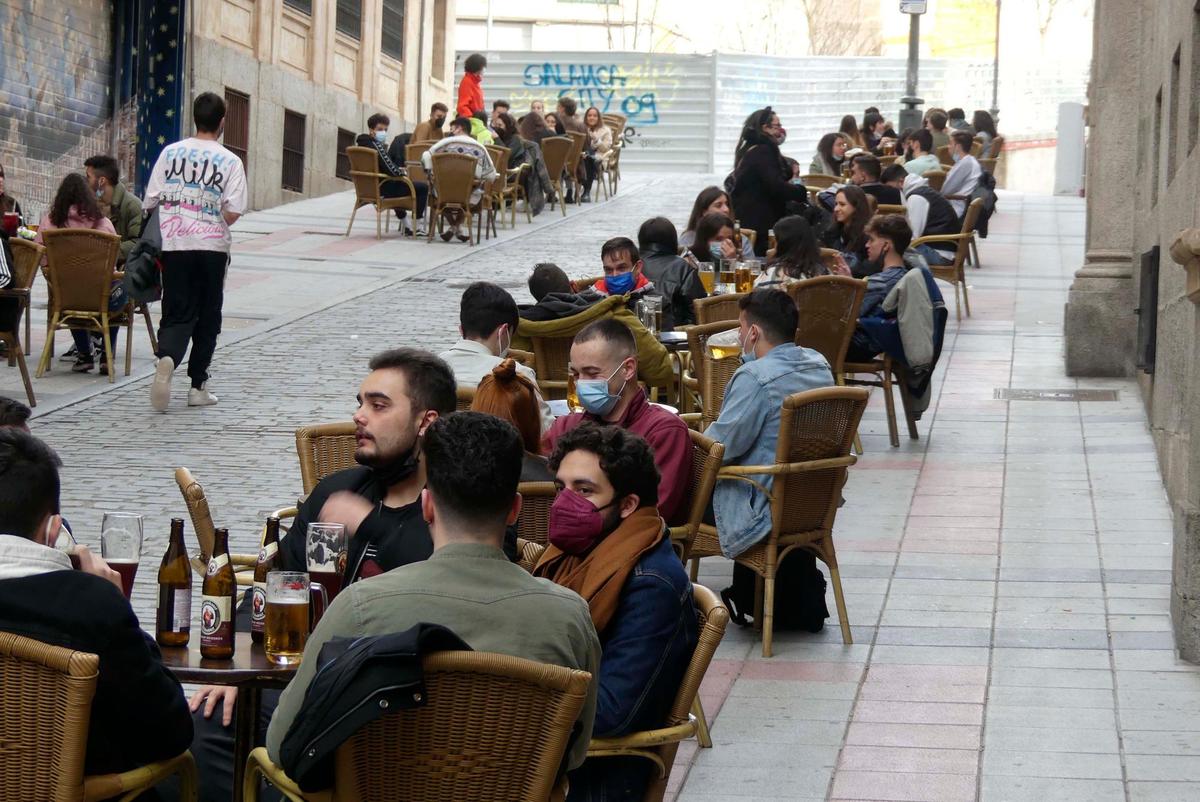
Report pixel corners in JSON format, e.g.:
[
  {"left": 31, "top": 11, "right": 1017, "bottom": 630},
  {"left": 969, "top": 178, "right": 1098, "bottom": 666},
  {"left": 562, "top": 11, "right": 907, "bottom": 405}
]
[
  {"left": 721, "top": 550, "right": 828, "bottom": 632},
  {"left": 279, "top": 623, "right": 471, "bottom": 791}
]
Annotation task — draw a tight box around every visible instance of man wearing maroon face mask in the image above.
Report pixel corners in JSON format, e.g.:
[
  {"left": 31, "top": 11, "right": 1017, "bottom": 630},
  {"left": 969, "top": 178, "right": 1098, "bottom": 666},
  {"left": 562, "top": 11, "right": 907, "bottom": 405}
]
[{"left": 533, "top": 423, "right": 698, "bottom": 801}]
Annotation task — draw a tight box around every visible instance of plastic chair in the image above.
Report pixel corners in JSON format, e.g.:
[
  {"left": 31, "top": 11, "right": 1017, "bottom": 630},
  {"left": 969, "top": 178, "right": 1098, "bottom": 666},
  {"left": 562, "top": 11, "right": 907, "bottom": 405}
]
[
  {"left": 344, "top": 146, "right": 418, "bottom": 240},
  {"left": 0, "top": 630, "right": 198, "bottom": 802},
  {"left": 1, "top": 238, "right": 41, "bottom": 405}
]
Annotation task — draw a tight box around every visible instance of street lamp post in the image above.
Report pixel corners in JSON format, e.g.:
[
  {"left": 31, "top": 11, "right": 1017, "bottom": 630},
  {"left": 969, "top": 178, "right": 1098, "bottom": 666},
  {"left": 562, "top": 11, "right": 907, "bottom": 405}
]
[
  {"left": 899, "top": 1, "right": 926, "bottom": 132},
  {"left": 991, "top": 0, "right": 1001, "bottom": 122}
]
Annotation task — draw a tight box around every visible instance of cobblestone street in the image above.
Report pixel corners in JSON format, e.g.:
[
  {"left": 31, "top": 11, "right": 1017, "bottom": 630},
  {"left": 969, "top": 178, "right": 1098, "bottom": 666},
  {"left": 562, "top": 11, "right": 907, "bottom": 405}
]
[{"left": 17, "top": 177, "right": 1196, "bottom": 800}]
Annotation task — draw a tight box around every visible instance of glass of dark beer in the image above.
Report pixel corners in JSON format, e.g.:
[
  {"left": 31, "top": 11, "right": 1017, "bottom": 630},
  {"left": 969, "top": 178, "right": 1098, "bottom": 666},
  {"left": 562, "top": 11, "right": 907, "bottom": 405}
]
[
  {"left": 101, "top": 512, "right": 144, "bottom": 599},
  {"left": 264, "top": 572, "right": 311, "bottom": 665},
  {"left": 306, "top": 523, "right": 346, "bottom": 601}
]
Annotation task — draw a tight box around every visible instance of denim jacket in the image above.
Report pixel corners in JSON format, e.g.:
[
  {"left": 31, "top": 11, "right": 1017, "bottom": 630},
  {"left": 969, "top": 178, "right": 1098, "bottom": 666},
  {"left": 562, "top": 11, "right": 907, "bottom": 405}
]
[
  {"left": 705, "top": 343, "right": 834, "bottom": 557},
  {"left": 594, "top": 535, "right": 698, "bottom": 737}
]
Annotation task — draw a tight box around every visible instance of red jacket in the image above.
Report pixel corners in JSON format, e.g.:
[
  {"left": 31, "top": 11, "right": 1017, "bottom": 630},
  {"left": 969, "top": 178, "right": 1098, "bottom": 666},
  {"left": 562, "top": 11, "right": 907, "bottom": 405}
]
[{"left": 457, "top": 72, "right": 484, "bottom": 119}]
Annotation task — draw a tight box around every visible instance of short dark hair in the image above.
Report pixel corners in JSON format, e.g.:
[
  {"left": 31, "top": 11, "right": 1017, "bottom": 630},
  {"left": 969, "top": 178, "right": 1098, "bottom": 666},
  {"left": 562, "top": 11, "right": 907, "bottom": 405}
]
[
  {"left": 0, "top": 430, "right": 61, "bottom": 540},
  {"left": 600, "top": 236, "right": 639, "bottom": 266},
  {"left": 0, "top": 397, "right": 31, "bottom": 428},
  {"left": 84, "top": 155, "right": 119, "bottom": 185},
  {"left": 549, "top": 423, "right": 659, "bottom": 508},
  {"left": 881, "top": 163, "right": 908, "bottom": 184},
  {"left": 367, "top": 348, "right": 457, "bottom": 415},
  {"left": 739, "top": 289, "right": 798, "bottom": 345},
  {"left": 927, "top": 110, "right": 948, "bottom": 131},
  {"left": 574, "top": 318, "right": 637, "bottom": 361},
  {"left": 431, "top": 102, "right": 449, "bottom": 114},
  {"left": 864, "top": 106, "right": 880, "bottom": 115},
  {"left": 492, "top": 99, "right": 510, "bottom": 111},
  {"left": 557, "top": 96, "right": 578, "bottom": 117},
  {"left": 637, "top": 216, "right": 679, "bottom": 254},
  {"left": 464, "top": 53, "right": 487, "bottom": 73},
  {"left": 851, "top": 154, "right": 882, "bottom": 181},
  {"left": 912, "top": 129, "right": 933, "bottom": 153},
  {"left": 451, "top": 116, "right": 473, "bottom": 133},
  {"left": 947, "top": 107, "right": 965, "bottom": 119},
  {"left": 460, "top": 282, "right": 519, "bottom": 340},
  {"left": 367, "top": 113, "right": 390, "bottom": 130},
  {"left": 951, "top": 130, "right": 975, "bottom": 152},
  {"left": 529, "top": 263, "right": 572, "bottom": 301},
  {"left": 472, "top": 110, "right": 488, "bottom": 125},
  {"left": 424, "top": 412, "right": 523, "bottom": 528},
  {"left": 193, "top": 92, "right": 226, "bottom": 133},
  {"left": 866, "top": 214, "right": 913, "bottom": 253}
]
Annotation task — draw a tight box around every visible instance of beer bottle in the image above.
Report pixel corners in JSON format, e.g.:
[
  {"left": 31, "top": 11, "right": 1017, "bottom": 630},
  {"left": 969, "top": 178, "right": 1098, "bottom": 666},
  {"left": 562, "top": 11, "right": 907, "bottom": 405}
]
[
  {"left": 156, "top": 518, "right": 192, "bottom": 648},
  {"left": 200, "top": 527, "right": 236, "bottom": 659},
  {"left": 250, "top": 517, "right": 281, "bottom": 644}
]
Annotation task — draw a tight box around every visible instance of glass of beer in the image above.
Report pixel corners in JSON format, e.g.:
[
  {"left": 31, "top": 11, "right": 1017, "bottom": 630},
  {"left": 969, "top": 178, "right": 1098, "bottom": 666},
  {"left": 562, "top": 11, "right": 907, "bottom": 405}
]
[
  {"left": 698, "top": 262, "right": 716, "bottom": 294},
  {"left": 265, "top": 572, "right": 312, "bottom": 665},
  {"left": 719, "top": 261, "right": 737, "bottom": 290},
  {"left": 566, "top": 372, "right": 581, "bottom": 413},
  {"left": 306, "top": 523, "right": 347, "bottom": 601},
  {"left": 101, "top": 512, "right": 143, "bottom": 599},
  {"left": 735, "top": 263, "right": 754, "bottom": 293}
]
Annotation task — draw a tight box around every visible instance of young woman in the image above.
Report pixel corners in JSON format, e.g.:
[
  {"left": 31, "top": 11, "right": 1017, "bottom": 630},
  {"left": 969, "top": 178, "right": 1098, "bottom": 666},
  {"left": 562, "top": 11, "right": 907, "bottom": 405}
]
[
  {"left": 470, "top": 359, "right": 554, "bottom": 482},
  {"left": 637, "top": 216, "right": 706, "bottom": 330},
  {"left": 839, "top": 114, "right": 864, "bottom": 148},
  {"left": 457, "top": 53, "right": 486, "bottom": 119},
  {"left": 756, "top": 215, "right": 849, "bottom": 287},
  {"left": 581, "top": 107, "right": 613, "bottom": 203},
  {"left": 686, "top": 212, "right": 738, "bottom": 266},
  {"left": 518, "top": 109, "right": 554, "bottom": 144},
  {"left": 543, "top": 112, "right": 565, "bottom": 136},
  {"left": 972, "top": 109, "right": 998, "bottom": 151},
  {"left": 35, "top": 172, "right": 122, "bottom": 373},
  {"left": 492, "top": 112, "right": 526, "bottom": 164},
  {"left": 821, "top": 184, "right": 872, "bottom": 277},
  {"left": 679, "top": 187, "right": 754, "bottom": 258},
  {"left": 809, "top": 133, "right": 850, "bottom": 177},
  {"left": 730, "top": 107, "right": 810, "bottom": 257}
]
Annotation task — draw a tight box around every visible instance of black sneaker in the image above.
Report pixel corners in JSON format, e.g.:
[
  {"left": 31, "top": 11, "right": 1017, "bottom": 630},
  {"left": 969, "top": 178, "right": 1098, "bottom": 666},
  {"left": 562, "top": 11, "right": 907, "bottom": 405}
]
[
  {"left": 59, "top": 344, "right": 79, "bottom": 363},
  {"left": 71, "top": 356, "right": 95, "bottom": 373}
]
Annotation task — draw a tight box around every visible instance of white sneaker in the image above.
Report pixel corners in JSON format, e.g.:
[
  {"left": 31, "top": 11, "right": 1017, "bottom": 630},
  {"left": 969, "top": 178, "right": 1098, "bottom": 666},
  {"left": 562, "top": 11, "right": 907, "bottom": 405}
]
[
  {"left": 188, "top": 383, "right": 219, "bottom": 407},
  {"left": 151, "top": 357, "right": 174, "bottom": 412}
]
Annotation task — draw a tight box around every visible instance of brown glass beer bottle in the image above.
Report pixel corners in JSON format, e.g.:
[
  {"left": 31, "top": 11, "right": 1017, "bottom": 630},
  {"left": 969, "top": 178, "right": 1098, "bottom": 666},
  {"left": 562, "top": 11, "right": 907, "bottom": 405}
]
[
  {"left": 250, "top": 517, "right": 281, "bottom": 644},
  {"left": 156, "top": 518, "right": 192, "bottom": 648},
  {"left": 200, "top": 527, "right": 236, "bottom": 659}
]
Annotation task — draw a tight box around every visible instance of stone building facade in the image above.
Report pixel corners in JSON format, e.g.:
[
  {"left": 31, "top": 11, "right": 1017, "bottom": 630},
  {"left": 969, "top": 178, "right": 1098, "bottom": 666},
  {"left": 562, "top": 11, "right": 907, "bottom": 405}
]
[{"left": 1065, "top": 0, "right": 1200, "bottom": 658}]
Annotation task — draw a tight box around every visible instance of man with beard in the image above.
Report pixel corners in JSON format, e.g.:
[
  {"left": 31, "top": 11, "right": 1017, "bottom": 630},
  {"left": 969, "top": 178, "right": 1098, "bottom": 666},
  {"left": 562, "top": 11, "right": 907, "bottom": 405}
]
[
  {"left": 178, "top": 348, "right": 460, "bottom": 802},
  {"left": 534, "top": 423, "right": 697, "bottom": 801}
]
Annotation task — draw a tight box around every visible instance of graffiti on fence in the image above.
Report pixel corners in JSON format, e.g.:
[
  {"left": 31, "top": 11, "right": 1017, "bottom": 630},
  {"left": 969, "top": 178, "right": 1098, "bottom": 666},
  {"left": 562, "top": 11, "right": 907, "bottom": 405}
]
[{"left": 518, "top": 61, "right": 683, "bottom": 128}]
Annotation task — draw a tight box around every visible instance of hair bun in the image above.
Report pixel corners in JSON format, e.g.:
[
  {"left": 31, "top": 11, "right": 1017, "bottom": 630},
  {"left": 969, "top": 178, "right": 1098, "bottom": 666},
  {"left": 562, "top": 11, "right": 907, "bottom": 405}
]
[{"left": 492, "top": 358, "right": 518, "bottom": 382}]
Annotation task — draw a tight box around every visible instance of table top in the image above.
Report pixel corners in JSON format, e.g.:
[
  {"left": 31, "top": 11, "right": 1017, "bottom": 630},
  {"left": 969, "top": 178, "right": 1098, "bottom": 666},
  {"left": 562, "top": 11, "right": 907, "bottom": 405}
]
[
  {"left": 160, "top": 632, "right": 299, "bottom": 687},
  {"left": 657, "top": 331, "right": 689, "bottom": 351}
]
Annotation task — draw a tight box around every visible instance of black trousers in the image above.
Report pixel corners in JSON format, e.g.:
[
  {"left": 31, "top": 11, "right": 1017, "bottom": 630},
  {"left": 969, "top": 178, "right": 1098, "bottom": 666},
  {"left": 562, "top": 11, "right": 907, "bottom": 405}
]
[
  {"left": 381, "top": 179, "right": 429, "bottom": 219},
  {"left": 156, "top": 250, "right": 227, "bottom": 389}
]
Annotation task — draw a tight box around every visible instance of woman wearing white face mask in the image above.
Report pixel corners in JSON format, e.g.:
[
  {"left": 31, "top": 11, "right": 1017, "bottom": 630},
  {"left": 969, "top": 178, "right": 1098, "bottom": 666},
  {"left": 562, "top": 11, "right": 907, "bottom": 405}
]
[{"left": 356, "top": 112, "right": 429, "bottom": 236}]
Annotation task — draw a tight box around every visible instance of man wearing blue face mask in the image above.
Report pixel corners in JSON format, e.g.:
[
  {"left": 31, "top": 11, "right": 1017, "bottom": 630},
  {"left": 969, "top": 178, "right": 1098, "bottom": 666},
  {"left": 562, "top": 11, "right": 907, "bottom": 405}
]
[
  {"left": 704, "top": 289, "right": 833, "bottom": 557},
  {"left": 356, "top": 113, "right": 429, "bottom": 236},
  {"left": 591, "top": 237, "right": 656, "bottom": 308}
]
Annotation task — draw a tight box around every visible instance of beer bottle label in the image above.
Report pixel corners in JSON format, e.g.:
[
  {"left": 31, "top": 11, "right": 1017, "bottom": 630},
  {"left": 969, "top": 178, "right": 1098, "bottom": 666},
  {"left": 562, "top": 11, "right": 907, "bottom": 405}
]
[
  {"left": 159, "top": 586, "right": 192, "bottom": 633},
  {"left": 206, "top": 553, "right": 230, "bottom": 576},
  {"left": 258, "top": 542, "right": 278, "bottom": 563},
  {"left": 250, "top": 582, "right": 267, "bottom": 633},
  {"left": 200, "top": 594, "right": 232, "bottom": 648}
]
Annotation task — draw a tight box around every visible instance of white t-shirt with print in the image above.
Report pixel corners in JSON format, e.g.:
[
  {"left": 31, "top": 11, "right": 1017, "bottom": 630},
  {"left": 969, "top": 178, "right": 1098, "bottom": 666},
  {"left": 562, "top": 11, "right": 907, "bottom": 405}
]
[{"left": 144, "top": 137, "right": 248, "bottom": 253}]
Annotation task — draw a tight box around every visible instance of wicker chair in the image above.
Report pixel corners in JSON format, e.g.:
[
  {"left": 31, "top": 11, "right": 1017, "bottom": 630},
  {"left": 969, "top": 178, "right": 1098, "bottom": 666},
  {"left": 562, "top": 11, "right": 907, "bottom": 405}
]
[
  {"left": 516, "top": 538, "right": 546, "bottom": 573},
  {"left": 456, "top": 384, "right": 476, "bottom": 411},
  {"left": 345, "top": 146, "right": 418, "bottom": 240},
  {"left": 800, "top": 174, "right": 836, "bottom": 190},
  {"left": 541, "top": 137, "right": 573, "bottom": 217},
  {"left": 688, "top": 387, "right": 868, "bottom": 655},
  {"left": 935, "top": 144, "right": 953, "bottom": 166},
  {"left": 922, "top": 169, "right": 947, "bottom": 192},
  {"left": 515, "top": 481, "right": 556, "bottom": 545},
  {"left": 1, "top": 239, "right": 41, "bottom": 405},
  {"left": 787, "top": 276, "right": 866, "bottom": 379},
  {"left": 243, "top": 651, "right": 592, "bottom": 802},
  {"left": 527, "top": 332, "right": 576, "bottom": 401},
  {"left": 587, "top": 584, "right": 729, "bottom": 801},
  {"left": 693, "top": 292, "right": 746, "bottom": 326},
  {"left": 35, "top": 229, "right": 131, "bottom": 382},
  {"left": 681, "top": 321, "right": 741, "bottom": 431},
  {"left": 876, "top": 203, "right": 906, "bottom": 215},
  {"left": 565, "top": 132, "right": 587, "bottom": 205},
  {"left": 174, "top": 467, "right": 259, "bottom": 585},
  {"left": 0, "top": 630, "right": 198, "bottom": 802},
  {"left": 912, "top": 197, "right": 983, "bottom": 322},
  {"left": 295, "top": 422, "right": 359, "bottom": 495},
  {"left": 667, "top": 429, "right": 724, "bottom": 565},
  {"left": 485, "top": 145, "right": 511, "bottom": 230},
  {"left": 844, "top": 354, "right": 917, "bottom": 449},
  {"left": 427, "top": 151, "right": 488, "bottom": 245}
]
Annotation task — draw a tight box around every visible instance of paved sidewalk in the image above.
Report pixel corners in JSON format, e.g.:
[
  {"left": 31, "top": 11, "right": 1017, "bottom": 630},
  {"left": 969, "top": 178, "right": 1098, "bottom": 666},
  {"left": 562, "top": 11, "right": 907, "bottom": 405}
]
[{"left": 16, "top": 177, "right": 1195, "bottom": 800}]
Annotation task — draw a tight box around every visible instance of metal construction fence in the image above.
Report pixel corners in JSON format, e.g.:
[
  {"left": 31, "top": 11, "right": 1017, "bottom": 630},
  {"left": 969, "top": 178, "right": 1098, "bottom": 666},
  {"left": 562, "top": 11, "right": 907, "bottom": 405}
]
[{"left": 457, "top": 49, "right": 1087, "bottom": 174}]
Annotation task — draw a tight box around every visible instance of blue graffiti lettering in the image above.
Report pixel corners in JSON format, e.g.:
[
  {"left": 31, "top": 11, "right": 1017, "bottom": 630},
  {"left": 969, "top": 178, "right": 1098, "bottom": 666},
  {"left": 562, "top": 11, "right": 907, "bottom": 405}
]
[{"left": 522, "top": 62, "right": 661, "bottom": 126}]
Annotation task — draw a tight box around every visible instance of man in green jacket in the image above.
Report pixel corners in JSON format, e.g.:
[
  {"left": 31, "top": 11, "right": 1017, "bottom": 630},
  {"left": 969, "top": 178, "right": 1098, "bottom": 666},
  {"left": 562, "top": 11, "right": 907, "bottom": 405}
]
[{"left": 85, "top": 155, "right": 142, "bottom": 263}]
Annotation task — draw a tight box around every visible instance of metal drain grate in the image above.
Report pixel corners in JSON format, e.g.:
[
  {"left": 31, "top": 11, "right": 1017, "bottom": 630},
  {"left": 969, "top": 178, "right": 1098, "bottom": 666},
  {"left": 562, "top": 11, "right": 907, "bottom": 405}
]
[{"left": 994, "top": 388, "right": 1120, "bottom": 402}]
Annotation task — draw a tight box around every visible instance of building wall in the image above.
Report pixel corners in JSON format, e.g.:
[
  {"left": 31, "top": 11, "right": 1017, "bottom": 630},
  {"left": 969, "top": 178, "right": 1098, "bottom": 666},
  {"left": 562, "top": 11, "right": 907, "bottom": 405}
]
[{"left": 188, "top": 0, "right": 456, "bottom": 211}]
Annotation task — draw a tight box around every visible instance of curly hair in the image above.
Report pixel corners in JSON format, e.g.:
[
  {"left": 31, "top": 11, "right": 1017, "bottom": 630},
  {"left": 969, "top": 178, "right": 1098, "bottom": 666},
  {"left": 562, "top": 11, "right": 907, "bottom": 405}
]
[
  {"left": 48, "top": 172, "right": 102, "bottom": 229},
  {"left": 548, "top": 423, "right": 659, "bottom": 508},
  {"left": 424, "top": 412, "right": 523, "bottom": 526}
]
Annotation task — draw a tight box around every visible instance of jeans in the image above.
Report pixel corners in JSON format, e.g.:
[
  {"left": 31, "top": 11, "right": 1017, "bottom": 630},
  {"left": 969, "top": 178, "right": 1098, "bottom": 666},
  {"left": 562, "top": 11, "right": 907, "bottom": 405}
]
[
  {"left": 70, "top": 279, "right": 127, "bottom": 359},
  {"left": 156, "top": 250, "right": 227, "bottom": 389},
  {"left": 914, "top": 244, "right": 954, "bottom": 266}
]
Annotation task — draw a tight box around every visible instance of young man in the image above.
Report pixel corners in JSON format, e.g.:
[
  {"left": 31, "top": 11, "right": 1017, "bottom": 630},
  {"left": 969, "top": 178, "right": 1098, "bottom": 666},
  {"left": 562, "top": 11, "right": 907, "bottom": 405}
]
[
  {"left": 591, "top": 236, "right": 656, "bottom": 305},
  {"left": 925, "top": 109, "right": 951, "bottom": 150},
  {"left": 543, "top": 318, "right": 691, "bottom": 525},
  {"left": 490, "top": 99, "right": 511, "bottom": 128},
  {"left": 85, "top": 154, "right": 143, "bottom": 262},
  {"left": 438, "top": 281, "right": 554, "bottom": 430},
  {"left": 849, "top": 154, "right": 903, "bottom": 205},
  {"left": 357, "top": 113, "right": 428, "bottom": 236},
  {"left": 0, "top": 430, "right": 193, "bottom": 778},
  {"left": 268, "top": 412, "right": 601, "bottom": 772},
  {"left": 519, "top": 263, "right": 602, "bottom": 322},
  {"left": 882, "top": 165, "right": 961, "bottom": 266},
  {"left": 411, "top": 102, "right": 449, "bottom": 143},
  {"left": 941, "top": 130, "right": 983, "bottom": 218},
  {"left": 902, "top": 129, "right": 942, "bottom": 176},
  {"left": 143, "top": 91, "right": 248, "bottom": 412},
  {"left": 534, "top": 423, "right": 698, "bottom": 801},
  {"left": 705, "top": 290, "right": 834, "bottom": 556},
  {"left": 185, "top": 348, "right": 471, "bottom": 802},
  {"left": 846, "top": 215, "right": 919, "bottom": 362},
  {"left": 421, "top": 116, "right": 497, "bottom": 241},
  {"left": 947, "top": 107, "right": 970, "bottom": 131}
]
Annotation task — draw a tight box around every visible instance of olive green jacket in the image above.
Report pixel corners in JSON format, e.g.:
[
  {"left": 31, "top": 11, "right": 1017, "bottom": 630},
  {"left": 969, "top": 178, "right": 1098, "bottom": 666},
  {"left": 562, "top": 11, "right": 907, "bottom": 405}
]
[{"left": 105, "top": 183, "right": 143, "bottom": 262}]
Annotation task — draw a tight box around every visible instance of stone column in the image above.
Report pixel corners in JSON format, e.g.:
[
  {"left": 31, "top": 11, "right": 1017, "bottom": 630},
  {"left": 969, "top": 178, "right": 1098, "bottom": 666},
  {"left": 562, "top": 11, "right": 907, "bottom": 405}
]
[{"left": 1063, "top": 0, "right": 1140, "bottom": 377}]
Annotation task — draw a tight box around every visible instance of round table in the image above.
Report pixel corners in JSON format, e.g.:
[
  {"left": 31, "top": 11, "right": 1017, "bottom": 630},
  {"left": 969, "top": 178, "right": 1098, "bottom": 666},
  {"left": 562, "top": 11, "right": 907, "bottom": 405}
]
[{"left": 160, "top": 632, "right": 298, "bottom": 802}]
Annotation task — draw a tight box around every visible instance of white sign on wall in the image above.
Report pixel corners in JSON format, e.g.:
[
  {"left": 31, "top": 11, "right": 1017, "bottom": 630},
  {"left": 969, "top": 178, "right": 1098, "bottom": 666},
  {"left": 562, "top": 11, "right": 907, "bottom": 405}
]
[{"left": 900, "top": 1, "right": 928, "bottom": 13}]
